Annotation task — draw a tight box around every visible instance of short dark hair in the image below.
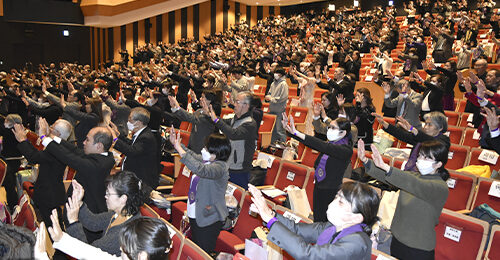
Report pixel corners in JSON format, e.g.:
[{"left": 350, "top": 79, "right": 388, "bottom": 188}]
[
  {"left": 120, "top": 217, "right": 171, "bottom": 260},
  {"left": 341, "top": 182, "right": 380, "bottom": 235},
  {"left": 205, "top": 133, "right": 232, "bottom": 162},
  {"left": 93, "top": 127, "right": 113, "bottom": 151},
  {"left": 418, "top": 140, "right": 450, "bottom": 181}
]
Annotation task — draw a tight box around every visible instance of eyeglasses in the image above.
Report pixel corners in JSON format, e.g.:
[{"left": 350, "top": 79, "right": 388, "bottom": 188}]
[
  {"left": 235, "top": 100, "right": 248, "bottom": 105},
  {"left": 105, "top": 192, "right": 119, "bottom": 197}
]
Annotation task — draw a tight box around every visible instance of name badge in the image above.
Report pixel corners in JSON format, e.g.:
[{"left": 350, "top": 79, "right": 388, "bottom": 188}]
[
  {"left": 444, "top": 226, "right": 462, "bottom": 242},
  {"left": 478, "top": 149, "right": 499, "bottom": 165},
  {"left": 286, "top": 171, "right": 296, "bottom": 181},
  {"left": 447, "top": 178, "right": 456, "bottom": 189}
]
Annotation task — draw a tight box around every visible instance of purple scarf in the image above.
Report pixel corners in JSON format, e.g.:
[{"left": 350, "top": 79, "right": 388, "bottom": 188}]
[
  {"left": 316, "top": 223, "right": 366, "bottom": 245},
  {"left": 315, "top": 137, "right": 349, "bottom": 182}
]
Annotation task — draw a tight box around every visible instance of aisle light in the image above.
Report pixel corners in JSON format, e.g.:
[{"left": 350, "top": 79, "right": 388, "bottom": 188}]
[{"left": 328, "top": 4, "right": 335, "bottom": 11}]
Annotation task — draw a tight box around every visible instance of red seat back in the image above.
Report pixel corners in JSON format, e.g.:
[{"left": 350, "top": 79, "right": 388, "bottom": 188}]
[
  {"left": 444, "top": 171, "right": 476, "bottom": 211},
  {"left": 0, "top": 159, "right": 6, "bottom": 186},
  {"left": 179, "top": 237, "right": 212, "bottom": 259},
  {"left": 462, "top": 128, "right": 480, "bottom": 148},
  {"left": 459, "top": 113, "right": 473, "bottom": 127},
  {"left": 435, "top": 209, "right": 488, "bottom": 260},
  {"left": 447, "top": 144, "right": 469, "bottom": 170},
  {"left": 444, "top": 111, "right": 460, "bottom": 126},
  {"left": 471, "top": 177, "right": 500, "bottom": 212},
  {"left": 12, "top": 194, "right": 37, "bottom": 232},
  {"left": 301, "top": 147, "right": 320, "bottom": 168},
  {"left": 274, "top": 161, "right": 309, "bottom": 190},
  {"left": 446, "top": 126, "right": 464, "bottom": 145},
  {"left": 26, "top": 131, "right": 44, "bottom": 151},
  {"left": 259, "top": 114, "right": 276, "bottom": 133},
  {"left": 172, "top": 165, "right": 193, "bottom": 197},
  {"left": 232, "top": 194, "right": 264, "bottom": 241},
  {"left": 289, "top": 107, "right": 308, "bottom": 124},
  {"left": 486, "top": 226, "right": 500, "bottom": 260},
  {"left": 264, "top": 156, "right": 281, "bottom": 186},
  {"left": 220, "top": 108, "right": 234, "bottom": 118},
  {"left": 139, "top": 204, "right": 160, "bottom": 218},
  {"left": 468, "top": 148, "right": 500, "bottom": 172}
]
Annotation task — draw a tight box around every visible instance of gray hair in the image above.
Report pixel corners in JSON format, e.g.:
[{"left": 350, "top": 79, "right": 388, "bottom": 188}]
[
  {"left": 130, "top": 107, "right": 150, "bottom": 126},
  {"left": 53, "top": 119, "right": 73, "bottom": 140},
  {"left": 424, "top": 111, "right": 448, "bottom": 133},
  {"left": 5, "top": 114, "right": 22, "bottom": 125}
]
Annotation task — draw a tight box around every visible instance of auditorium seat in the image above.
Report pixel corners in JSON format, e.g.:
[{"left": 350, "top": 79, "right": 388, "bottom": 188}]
[
  {"left": 446, "top": 126, "right": 465, "bottom": 145},
  {"left": 178, "top": 236, "right": 212, "bottom": 260},
  {"left": 447, "top": 144, "right": 470, "bottom": 170},
  {"left": 260, "top": 154, "right": 281, "bottom": 187},
  {"left": 458, "top": 113, "right": 473, "bottom": 128},
  {"left": 164, "top": 220, "right": 184, "bottom": 260},
  {"left": 485, "top": 225, "right": 500, "bottom": 260},
  {"left": 457, "top": 99, "right": 468, "bottom": 113},
  {"left": 258, "top": 114, "right": 276, "bottom": 148},
  {"left": 444, "top": 170, "right": 477, "bottom": 211},
  {"left": 469, "top": 177, "right": 500, "bottom": 213},
  {"left": 267, "top": 161, "right": 311, "bottom": 205},
  {"left": 462, "top": 128, "right": 480, "bottom": 147},
  {"left": 26, "top": 131, "right": 44, "bottom": 151},
  {"left": 371, "top": 248, "right": 397, "bottom": 260},
  {"left": 289, "top": 106, "right": 308, "bottom": 132},
  {"left": 301, "top": 147, "right": 320, "bottom": 168},
  {"left": 467, "top": 148, "right": 500, "bottom": 172},
  {"left": 444, "top": 111, "right": 460, "bottom": 126},
  {"left": 314, "top": 89, "right": 329, "bottom": 98},
  {"left": 140, "top": 203, "right": 161, "bottom": 218},
  {"left": 435, "top": 209, "right": 488, "bottom": 260},
  {"left": 12, "top": 192, "right": 38, "bottom": 232}
]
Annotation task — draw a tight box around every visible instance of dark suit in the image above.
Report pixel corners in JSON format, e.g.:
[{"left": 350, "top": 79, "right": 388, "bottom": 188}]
[
  {"left": 28, "top": 104, "right": 62, "bottom": 125},
  {"left": 64, "top": 107, "right": 100, "bottom": 149},
  {"left": 17, "top": 140, "right": 66, "bottom": 226},
  {"left": 317, "top": 77, "right": 355, "bottom": 103},
  {"left": 45, "top": 140, "right": 115, "bottom": 214},
  {"left": 173, "top": 108, "right": 216, "bottom": 154},
  {"left": 114, "top": 127, "right": 159, "bottom": 188}
]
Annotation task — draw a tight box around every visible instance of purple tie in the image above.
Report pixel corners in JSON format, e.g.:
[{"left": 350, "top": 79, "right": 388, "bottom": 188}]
[
  {"left": 188, "top": 175, "right": 201, "bottom": 204},
  {"left": 404, "top": 142, "right": 421, "bottom": 172},
  {"left": 315, "top": 137, "right": 349, "bottom": 182}
]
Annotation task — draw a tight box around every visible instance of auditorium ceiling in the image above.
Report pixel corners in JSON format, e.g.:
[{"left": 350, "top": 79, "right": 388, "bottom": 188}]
[{"left": 80, "top": 0, "right": 321, "bottom": 27}]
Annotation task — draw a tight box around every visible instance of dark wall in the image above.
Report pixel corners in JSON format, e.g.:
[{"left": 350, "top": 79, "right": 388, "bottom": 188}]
[
  {"left": 0, "top": 18, "right": 91, "bottom": 71},
  {"left": 3, "top": 0, "right": 83, "bottom": 24}
]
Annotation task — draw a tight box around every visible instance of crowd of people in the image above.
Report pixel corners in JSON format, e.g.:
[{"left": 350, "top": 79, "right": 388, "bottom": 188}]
[{"left": 0, "top": 0, "right": 499, "bottom": 259}]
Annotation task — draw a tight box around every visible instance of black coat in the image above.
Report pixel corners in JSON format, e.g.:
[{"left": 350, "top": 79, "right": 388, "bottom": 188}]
[
  {"left": 28, "top": 104, "right": 62, "bottom": 125},
  {"left": 317, "top": 77, "right": 355, "bottom": 103},
  {"left": 114, "top": 127, "right": 159, "bottom": 188},
  {"left": 45, "top": 140, "right": 115, "bottom": 214}
]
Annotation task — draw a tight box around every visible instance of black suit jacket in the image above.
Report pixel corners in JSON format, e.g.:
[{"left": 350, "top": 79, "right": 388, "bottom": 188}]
[
  {"left": 29, "top": 104, "right": 62, "bottom": 125},
  {"left": 17, "top": 141, "right": 66, "bottom": 210},
  {"left": 318, "top": 77, "right": 355, "bottom": 103},
  {"left": 114, "top": 127, "right": 159, "bottom": 188},
  {"left": 45, "top": 140, "right": 115, "bottom": 214}
]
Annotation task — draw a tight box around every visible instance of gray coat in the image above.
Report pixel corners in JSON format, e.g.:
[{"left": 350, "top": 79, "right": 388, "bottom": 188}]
[
  {"left": 268, "top": 77, "right": 288, "bottom": 113},
  {"left": 173, "top": 108, "right": 215, "bottom": 153},
  {"left": 384, "top": 91, "right": 422, "bottom": 128},
  {"left": 268, "top": 214, "right": 372, "bottom": 260},
  {"left": 46, "top": 92, "right": 81, "bottom": 126},
  {"left": 180, "top": 148, "right": 229, "bottom": 227}
]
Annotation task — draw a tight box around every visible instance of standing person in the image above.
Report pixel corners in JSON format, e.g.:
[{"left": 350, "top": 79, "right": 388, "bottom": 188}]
[
  {"left": 265, "top": 68, "right": 289, "bottom": 144},
  {"left": 0, "top": 114, "right": 23, "bottom": 212},
  {"left": 354, "top": 88, "right": 376, "bottom": 144},
  {"left": 313, "top": 92, "right": 340, "bottom": 141},
  {"left": 111, "top": 107, "right": 159, "bottom": 189},
  {"left": 204, "top": 92, "right": 257, "bottom": 190},
  {"left": 12, "top": 119, "right": 73, "bottom": 226},
  {"left": 358, "top": 139, "right": 449, "bottom": 260},
  {"left": 169, "top": 130, "right": 230, "bottom": 255},
  {"left": 383, "top": 79, "right": 423, "bottom": 129},
  {"left": 246, "top": 182, "right": 380, "bottom": 260},
  {"left": 64, "top": 171, "right": 150, "bottom": 255},
  {"left": 291, "top": 66, "right": 316, "bottom": 135},
  {"left": 283, "top": 114, "right": 353, "bottom": 222},
  {"left": 61, "top": 97, "right": 103, "bottom": 149}
]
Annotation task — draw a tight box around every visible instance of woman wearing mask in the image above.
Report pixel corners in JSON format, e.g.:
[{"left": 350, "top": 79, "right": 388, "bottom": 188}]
[
  {"left": 358, "top": 138, "right": 449, "bottom": 260},
  {"left": 283, "top": 113, "right": 353, "bottom": 222},
  {"left": 169, "top": 130, "right": 230, "bottom": 255},
  {"left": 313, "top": 92, "right": 339, "bottom": 140},
  {"left": 246, "top": 181, "right": 380, "bottom": 260}
]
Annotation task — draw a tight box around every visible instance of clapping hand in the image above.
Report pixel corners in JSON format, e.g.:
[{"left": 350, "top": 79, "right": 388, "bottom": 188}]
[
  {"left": 168, "top": 95, "right": 180, "bottom": 109},
  {"left": 382, "top": 81, "right": 391, "bottom": 94},
  {"left": 281, "top": 112, "right": 296, "bottom": 134},
  {"left": 370, "top": 143, "right": 391, "bottom": 172},
  {"left": 372, "top": 112, "right": 388, "bottom": 129},
  {"left": 34, "top": 222, "right": 48, "bottom": 258},
  {"left": 481, "top": 106, "right": 500, "bottom": 131},
  {"left": 336, "top": 94, "right": 345, "bottom": 107},
  {"left": 248, "top": 184, "right": 275, "bottom": 223},
  {"left": 313, "top": 103, "right": 322, "bottom": 117},
  {"left": 66, "top": 180, "right": 84, "bottom": 224},
  {"left": 47, "top": 209, "right": 63, "bottom": 242},
  {"left": 357, "top": 139, "right": 368, "bottom": 163},
  {"left": 38, "top": 117, "right": 50, "bottom": 137},
  {"left": 396, "top": 116, "right": 414, "bottom": 132},
  {"left": 12, "top": 124, "right": 27, "bottom": 142}
]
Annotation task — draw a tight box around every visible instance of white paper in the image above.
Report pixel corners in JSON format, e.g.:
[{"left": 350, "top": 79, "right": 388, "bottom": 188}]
[
  {"left": 257, "top": 152, "right": 275, "bottom": 168},
  {"left": 261, "top": 188, "right": 286, "bottom": 198},
  {"left": 478, "top": 149, "right": 499, "bottom": 165},
  {"left": 447, "top": 178, "right": 456, "bottom": 189},
  {"left": 283, "top": 211, "right": 301, "bottom": 223},
  {"left": 182, "top": 167, "right": 191, "bottom": 178},
  {"left": 444, "top": 131, "right": 450, "bottom": 137},
  {"left": 245, "top": 239, "right": 268, "bottom": 260},
  {"left": 488, "top": 181, "right": 500, "bottom": 198},
  {"left": 370, "top": 69, "right": 377, "bottom": 74},
  {"left": 444, "top": 226, "right": 462, "bottom": 242},
  {"left": 467, "top": 113, "right": 473, "bottom": 122},
  {"left": 373, "top": 135, "right": 381, "bottom": 143},
  {"left": 226, "top": 183, "right": 237, "bottom": 196},
  {"left": 286, "top": 171, "right": 296, "bottom": 181},
  {"left": 376, "top": 255, "right": 394, "bottom": 260},
  {"left": 254, "top": 85, "right": 260, "bottom": 90},
  {"left": 294, "top": 112, "right": 301, "bottom": 117},
  {"left": 364, "top": 75, "right": 373, "bottom": 81},
  {"left": 261, "top": 120, "right": 264, "bottom": 125},
  {"left": 263, "top": 107, "right": 268, "bottom": 112},
  {"left": 448, "top": 151, "right": 454, "bottom": 159},
  {"left": 473, "top": 130, "right": 480, "bottom": 140}
]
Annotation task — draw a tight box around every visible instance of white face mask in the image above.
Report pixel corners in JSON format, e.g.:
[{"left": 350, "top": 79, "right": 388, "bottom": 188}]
[
  {"left": 127, "top": 121, "right": 135, "bottom": 131},
  {"left": 201, "top": 148, "right": 212, "bottom": 162},
  {"left": 4, "top": 123, "right": 12, "bottom": 129},
  {"left": 274, "top": 74, "right": 281, "bottom": 80},
  {"left": 327, "top": 128, "right": 343, "bottom": 141},
  {"left": 416, "top": 159, "right": 436, "bottom": 175}
]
